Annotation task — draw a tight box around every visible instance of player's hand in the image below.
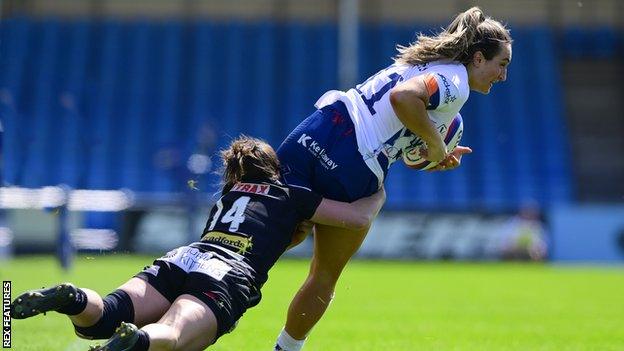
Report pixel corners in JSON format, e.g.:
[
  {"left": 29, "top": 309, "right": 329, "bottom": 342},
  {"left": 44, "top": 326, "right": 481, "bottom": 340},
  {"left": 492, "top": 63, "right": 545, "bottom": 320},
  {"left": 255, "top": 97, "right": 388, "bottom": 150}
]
[
  {"left": 419, "top": 139, "right": 447, "bottom": 163},
  {"left": 428, "top": 146, "right": 472, "bottom": 171}
]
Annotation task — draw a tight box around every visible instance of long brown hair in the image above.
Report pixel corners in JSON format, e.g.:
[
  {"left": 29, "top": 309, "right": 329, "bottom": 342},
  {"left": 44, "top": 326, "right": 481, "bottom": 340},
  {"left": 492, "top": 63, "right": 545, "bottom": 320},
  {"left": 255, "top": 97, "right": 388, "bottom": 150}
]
[
  {"left": 220, "top": 135, "right": 280, "bottom": 191},
  {"left": 394, "top": 7, "right": 512, "bottom": 66}
]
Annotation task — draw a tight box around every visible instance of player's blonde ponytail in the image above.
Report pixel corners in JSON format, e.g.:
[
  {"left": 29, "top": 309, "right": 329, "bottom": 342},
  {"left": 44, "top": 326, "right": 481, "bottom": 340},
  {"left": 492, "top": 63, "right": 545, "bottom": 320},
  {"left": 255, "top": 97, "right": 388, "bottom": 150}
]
[
  {"left": 221, "top": 135, "right": 281, "bottom": 192},
  {"left": 394, "top": 7, "right": 511, "bottom": 65}
]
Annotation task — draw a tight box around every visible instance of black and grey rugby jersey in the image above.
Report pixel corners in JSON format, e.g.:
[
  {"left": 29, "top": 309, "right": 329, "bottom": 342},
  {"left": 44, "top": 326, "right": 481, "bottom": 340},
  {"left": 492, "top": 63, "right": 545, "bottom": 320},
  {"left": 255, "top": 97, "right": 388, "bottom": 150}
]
[{"left": 196, "top": 179, "right": 321, "bottom": 286}]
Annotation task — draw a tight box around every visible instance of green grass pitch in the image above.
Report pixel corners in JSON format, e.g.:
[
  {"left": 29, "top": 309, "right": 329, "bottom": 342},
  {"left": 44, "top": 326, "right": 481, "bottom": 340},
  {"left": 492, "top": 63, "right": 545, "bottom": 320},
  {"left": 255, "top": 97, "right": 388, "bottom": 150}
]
[{"left": 2, "top": 255, "right": 623, "bottom": 350}]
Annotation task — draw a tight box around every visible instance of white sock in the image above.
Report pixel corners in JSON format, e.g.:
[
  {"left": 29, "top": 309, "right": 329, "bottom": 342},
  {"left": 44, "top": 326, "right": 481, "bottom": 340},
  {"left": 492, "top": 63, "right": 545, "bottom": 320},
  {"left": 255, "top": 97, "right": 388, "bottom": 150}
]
[{"left": 274, "top": 328, "right": 306, "bottom": 351}]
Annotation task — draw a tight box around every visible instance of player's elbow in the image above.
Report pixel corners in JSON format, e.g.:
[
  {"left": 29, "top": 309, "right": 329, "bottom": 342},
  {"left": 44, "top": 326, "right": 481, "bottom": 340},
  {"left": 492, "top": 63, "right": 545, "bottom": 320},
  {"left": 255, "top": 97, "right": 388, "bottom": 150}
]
[
  {"left": 389, "top": 87, "right": 408, "bottom": 108},
  {"left": 389, "top": 87, "right": 426, "bottom": 112}
]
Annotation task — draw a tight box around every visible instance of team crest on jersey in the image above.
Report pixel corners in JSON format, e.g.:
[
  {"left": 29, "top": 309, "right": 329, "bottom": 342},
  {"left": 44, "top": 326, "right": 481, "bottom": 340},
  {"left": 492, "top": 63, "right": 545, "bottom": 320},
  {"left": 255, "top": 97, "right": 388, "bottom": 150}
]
[{"left": 231, "top": 182, "right": 271, "bottom": 195}]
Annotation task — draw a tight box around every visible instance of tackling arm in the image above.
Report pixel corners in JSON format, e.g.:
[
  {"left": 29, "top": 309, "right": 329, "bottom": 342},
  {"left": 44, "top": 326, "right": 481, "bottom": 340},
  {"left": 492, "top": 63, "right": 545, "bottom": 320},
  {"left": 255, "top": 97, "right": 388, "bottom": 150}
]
[{"left": 309, "top": 186, "right": 386, "bottom": 230}]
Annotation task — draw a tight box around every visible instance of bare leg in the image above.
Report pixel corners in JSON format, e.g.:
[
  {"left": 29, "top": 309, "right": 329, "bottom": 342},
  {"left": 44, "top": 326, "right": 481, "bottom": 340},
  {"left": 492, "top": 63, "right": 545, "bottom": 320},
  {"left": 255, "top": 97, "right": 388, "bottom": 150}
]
[
  {"left": 119, "top": 278, "right": 171, "bottom": 327},
  {"left": 70, "top": 278, "right": 170, "bottom": 329},
  {"left": 141, "top": 294, "right": 218, "bottom": 351},
  {"left": 284, "top": 224, "right": 370, "bottom": 339},
  {"left": 68, "top": 288, "right": 104, "bottom": 327}
]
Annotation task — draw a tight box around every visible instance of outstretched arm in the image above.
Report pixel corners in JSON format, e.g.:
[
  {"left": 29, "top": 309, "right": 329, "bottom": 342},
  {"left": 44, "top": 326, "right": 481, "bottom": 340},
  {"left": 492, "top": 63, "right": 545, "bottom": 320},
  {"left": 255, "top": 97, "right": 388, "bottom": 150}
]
[{"left": 309, "top": 186, "right": 386, "bottom": 230}]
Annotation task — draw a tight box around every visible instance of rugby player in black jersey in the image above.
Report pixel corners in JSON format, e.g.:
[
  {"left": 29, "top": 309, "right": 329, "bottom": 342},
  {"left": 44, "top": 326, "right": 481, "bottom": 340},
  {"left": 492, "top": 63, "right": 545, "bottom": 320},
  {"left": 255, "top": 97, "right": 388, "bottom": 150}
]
[{"left": 10, "top": 136, "right": 385, "bottom": 351}]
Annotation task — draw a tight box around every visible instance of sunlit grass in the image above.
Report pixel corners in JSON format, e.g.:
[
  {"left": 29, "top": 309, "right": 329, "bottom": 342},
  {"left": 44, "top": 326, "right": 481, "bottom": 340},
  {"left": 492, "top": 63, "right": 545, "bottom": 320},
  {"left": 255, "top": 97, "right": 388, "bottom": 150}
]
[{"left": 2, "top": 255, "right": 623, "bottom": 350}]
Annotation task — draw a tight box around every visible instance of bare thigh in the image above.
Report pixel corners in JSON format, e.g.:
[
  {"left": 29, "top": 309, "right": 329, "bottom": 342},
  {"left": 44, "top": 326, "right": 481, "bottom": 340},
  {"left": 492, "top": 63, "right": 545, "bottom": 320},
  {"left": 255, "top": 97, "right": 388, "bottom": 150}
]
[
  {"left": 158, "top": 294, "right": 218, "bottom": 351},
  {"left": 311, "top": 224, "right": 370, "bottom": 280},
  {"left": 118, "top": 277, "right": 171, "bottom": 327}
]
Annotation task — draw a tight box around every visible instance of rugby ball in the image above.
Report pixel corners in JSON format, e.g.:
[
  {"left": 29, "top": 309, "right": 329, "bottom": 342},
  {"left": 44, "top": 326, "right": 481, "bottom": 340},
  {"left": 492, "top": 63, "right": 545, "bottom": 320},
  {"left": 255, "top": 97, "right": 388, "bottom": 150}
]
[{"left": 402, "top": 113, "right": 464, "bottom": 170}]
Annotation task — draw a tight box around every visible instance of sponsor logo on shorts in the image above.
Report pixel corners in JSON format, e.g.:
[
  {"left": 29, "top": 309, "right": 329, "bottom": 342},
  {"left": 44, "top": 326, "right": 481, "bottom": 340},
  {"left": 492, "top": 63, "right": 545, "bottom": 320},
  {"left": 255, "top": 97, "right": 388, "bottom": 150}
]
[
  {"left": 3, "top": 281, "right": 10, "bottom": 349},
  {"left": 231, "top": 182, "right": 270, "bottom": 195},
  {"left": 297, "top": 133, "right": 339, "bottom": 170},
  {"left": 161, "top": 247, "right": 234, "bottom": 281},
  {"left": 201, "top": 231, "right": 253, "bottom": 255}
]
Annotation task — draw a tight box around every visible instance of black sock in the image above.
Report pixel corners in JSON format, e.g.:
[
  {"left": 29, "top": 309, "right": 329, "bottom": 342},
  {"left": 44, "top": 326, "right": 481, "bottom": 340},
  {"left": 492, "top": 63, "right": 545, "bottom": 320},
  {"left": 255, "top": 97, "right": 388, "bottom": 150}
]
[
  {"left": 56, "top": 288, "right": 88, "bottom": 315},
  {"left": 130, "top": 329, "right": 150, "bottom": 351}
]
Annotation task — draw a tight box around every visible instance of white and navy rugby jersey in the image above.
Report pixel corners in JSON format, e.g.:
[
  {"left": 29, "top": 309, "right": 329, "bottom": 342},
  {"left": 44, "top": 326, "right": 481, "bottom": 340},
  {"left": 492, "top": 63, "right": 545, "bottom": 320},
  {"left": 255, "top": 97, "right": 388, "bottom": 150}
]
[
  {"left": 198, "top": 179, "right": 322, "bottom": 287},
  {"left": 315, "top": 61, "right": 470, "bottom": 186}
]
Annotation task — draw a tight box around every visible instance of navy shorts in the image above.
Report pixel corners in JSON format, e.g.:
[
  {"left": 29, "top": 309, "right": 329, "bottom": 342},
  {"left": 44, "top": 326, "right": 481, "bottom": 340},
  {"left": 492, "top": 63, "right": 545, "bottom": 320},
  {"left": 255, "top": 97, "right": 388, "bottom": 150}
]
[
  {"left": 277, "top": 101, "right": 379, "bottom": 202},
  {"left": 135, "top": 245, "right": 260, "bottom": 340}
]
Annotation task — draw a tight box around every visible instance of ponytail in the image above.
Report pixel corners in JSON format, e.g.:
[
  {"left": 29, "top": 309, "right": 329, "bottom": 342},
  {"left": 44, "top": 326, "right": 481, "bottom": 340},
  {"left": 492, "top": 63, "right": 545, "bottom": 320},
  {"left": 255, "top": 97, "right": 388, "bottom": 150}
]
[
  {"left": 394, "top": 7, "right": 512, "bottom": 65},
  {"left": 220, "top": 135, "right": 280, "bottom": 192}
]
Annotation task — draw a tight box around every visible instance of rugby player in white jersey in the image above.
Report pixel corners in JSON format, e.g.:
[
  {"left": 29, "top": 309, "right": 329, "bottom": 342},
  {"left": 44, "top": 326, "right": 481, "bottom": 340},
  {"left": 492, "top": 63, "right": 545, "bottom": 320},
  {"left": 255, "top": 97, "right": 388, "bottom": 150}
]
[{"left": 274, "top": 7, "right": 512, "bottom": 350}]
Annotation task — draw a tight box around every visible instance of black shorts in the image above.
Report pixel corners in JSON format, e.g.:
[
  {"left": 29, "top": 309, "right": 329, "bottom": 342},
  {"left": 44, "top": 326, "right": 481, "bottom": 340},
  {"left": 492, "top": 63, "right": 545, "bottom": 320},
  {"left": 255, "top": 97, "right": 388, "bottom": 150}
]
[{"left": 135, "top": 245, "right": 261, "bottom": 339}]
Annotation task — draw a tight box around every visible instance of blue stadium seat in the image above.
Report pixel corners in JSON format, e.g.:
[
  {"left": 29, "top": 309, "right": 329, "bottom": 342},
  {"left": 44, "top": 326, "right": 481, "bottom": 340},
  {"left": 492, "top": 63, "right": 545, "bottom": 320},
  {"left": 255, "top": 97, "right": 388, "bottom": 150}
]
[
  {"left": 84, "top": 20, "right": 121, "bottom": 190},
  {"left": 0, "top": 18, "right": 29, "bottom": 186},
  {"left": 283, "top": 23, "right": 310, "bottom": 135},
  {"left": 249, "top": 22, "right": 276, "bottom": 144},
  {"left": 562, "top": 26, "right": 620, "bottom": 59},
  {"left": 56, "top": 21, "right": 89, "bottom": 188},
  {"left": 116, "top": 21, "right": 150, "bottom": 191},
  {"left": 151, "top": 21, "right": 184, "bottom": 192},
  {"left": 528, "top": 28, "right": 571, "bottom": 204}
]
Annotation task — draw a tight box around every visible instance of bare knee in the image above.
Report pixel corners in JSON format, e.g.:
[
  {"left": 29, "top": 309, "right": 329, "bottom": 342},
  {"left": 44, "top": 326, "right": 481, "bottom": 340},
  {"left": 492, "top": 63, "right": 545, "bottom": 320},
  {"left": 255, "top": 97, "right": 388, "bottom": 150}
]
[
  {"left": 302, "top": 271, "right": 340, "bottom": 306},
  {"left": 308, "top": 269, "right": 339, "bottom": 290}
]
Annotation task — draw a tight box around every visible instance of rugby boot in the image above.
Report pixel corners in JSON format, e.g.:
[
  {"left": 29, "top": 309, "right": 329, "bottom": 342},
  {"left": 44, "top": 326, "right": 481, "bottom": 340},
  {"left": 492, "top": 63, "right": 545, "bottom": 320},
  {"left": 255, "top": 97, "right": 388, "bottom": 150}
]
[
  {"left": 88, "top": 322, "right": 139, "bottom": 351},
  {"left": 10, "top": 283, "right": 78, "bottom": 319}
]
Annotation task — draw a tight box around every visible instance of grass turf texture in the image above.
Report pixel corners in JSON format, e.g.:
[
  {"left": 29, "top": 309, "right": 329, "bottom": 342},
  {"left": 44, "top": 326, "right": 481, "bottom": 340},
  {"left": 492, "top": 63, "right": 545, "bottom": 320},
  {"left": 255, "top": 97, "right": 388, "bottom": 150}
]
[{"left": 1, "top": 255, "right": 623, "bottom": 350}]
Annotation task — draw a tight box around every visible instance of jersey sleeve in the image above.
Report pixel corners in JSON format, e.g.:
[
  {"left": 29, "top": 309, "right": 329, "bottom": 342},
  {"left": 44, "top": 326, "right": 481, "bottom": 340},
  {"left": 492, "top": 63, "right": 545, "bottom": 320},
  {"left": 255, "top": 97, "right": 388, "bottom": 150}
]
[
  {"left": 288, "top": 185, "right": 323, "bottom": 220},
  {"left": 423, "top": 72, "right": 461, "bottom": 111}
]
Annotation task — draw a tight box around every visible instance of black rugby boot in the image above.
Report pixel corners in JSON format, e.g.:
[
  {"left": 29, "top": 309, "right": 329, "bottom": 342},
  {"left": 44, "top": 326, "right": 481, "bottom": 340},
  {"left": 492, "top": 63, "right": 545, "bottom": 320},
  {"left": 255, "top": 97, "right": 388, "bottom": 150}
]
[
  {"left": 88, "top": 322, "right": 140, "bottom": 351},
  {"left": 10, "top": 283, "right": 79, "bottom": 319}
]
